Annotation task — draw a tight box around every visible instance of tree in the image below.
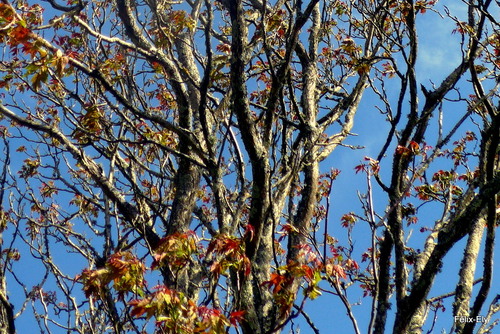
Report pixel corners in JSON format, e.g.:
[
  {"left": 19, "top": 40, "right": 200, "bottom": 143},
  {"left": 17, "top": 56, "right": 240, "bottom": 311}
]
[{"left": 0, "top": 0, "right": 498, "bottom": 333}]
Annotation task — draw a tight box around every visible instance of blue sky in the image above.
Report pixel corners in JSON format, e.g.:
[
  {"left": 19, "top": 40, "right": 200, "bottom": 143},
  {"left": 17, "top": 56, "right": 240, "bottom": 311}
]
[
  {"left": 2, "top": 1, "right": 499, "bottom": 333},
  {"left": 297, "top": 2, "right": 499, "bottom": 333}
]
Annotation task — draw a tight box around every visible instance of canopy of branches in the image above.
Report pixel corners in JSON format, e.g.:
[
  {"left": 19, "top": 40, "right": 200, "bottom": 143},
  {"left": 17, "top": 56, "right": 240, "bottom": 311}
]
[{"left": 0, "top": 0, "right": 498, "bottom": 333}]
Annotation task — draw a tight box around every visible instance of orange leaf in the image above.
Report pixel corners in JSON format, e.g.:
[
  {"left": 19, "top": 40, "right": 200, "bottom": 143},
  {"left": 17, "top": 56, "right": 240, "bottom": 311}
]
[{"left": 9, "top": 25, "right": 31, "bottom": 44}]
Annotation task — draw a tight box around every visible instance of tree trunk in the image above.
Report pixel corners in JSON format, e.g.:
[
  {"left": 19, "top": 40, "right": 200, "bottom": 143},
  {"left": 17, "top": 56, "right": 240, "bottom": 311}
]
[{"left": 0, "top": 288, "right": 14, "bottom": 334}]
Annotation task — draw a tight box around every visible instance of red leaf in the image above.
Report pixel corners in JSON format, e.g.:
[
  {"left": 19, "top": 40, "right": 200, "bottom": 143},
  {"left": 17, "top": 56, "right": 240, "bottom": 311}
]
[
  {"left": 409, "top": 141, "right": 420, "bottom": 154},
  {"left": 244, "top": 224, "right": 255, "bottom": 241},
  {"left": 229, "top": 310, "right": 246, "bottom": 326},
  {"left": 128, "top": 299, "right": 147, "bottom": 317},
  {"left": 341, "top": 213, "right": 357, "bottom": 228},
  {"left": 354, "top": 164, "right": 365, "bottom": 174},
  {"left": 262, "top": 272, "right": 288, "bottom": 294}
]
